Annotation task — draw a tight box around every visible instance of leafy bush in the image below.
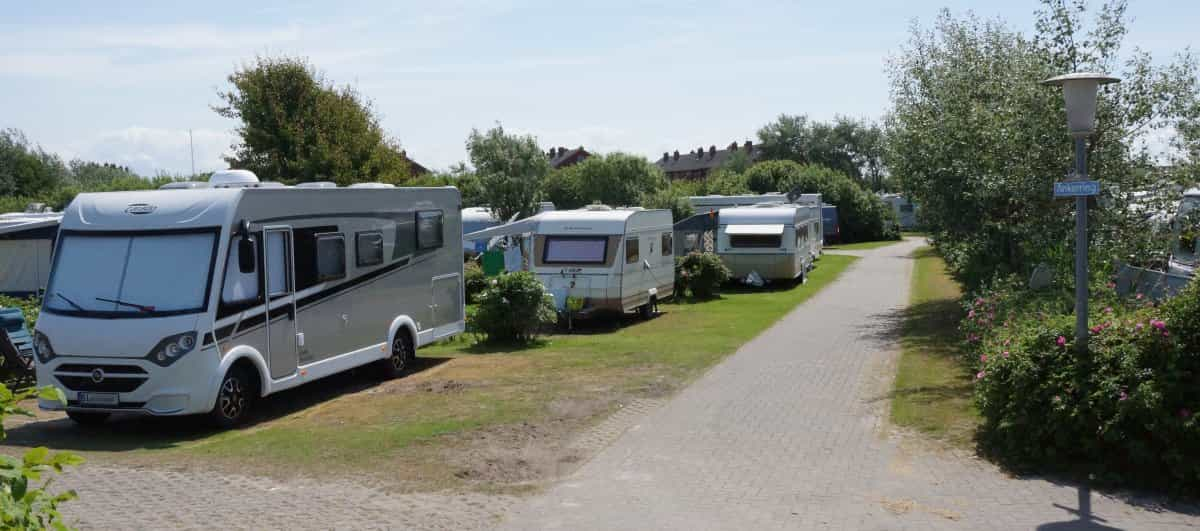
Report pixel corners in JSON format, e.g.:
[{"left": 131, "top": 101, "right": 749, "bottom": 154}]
[
  {"left": 640, "top": 186, "right": 694, "bottom": 221},
  {"left": 675, "top": 252, "right": 731, "bottom": 299},
  {"left": 0, "top": 385, "right": 82, "bottom": 530},
  {"left": 0, "top": 295, "right": 41, "bottom": 330},
  {"left": 739, "top": 160, "right": 898, "bottom": 242},
  {"left": 463, "top": 262, "right": 487, "bottom": 304},
  {"left": 468, "top": 272, "right": 557, "bottom": 343},
  {"left": 965, "top": 277, "right": 1200, "bottom": 493}
]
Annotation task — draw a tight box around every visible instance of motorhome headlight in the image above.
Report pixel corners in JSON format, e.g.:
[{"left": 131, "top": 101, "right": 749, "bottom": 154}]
[
  {"left": 145, "top": 332, "right": 198, "bottom": 367},
  {"left": 33, "top": 331, "right": 55, "bottom": 364}
]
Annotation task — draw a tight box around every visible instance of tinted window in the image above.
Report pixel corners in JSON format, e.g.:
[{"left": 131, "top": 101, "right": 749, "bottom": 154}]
[
  {"left": 293, "top": 225, "right": 338, "bottom": 291},
  {"left": 356, "top": 231, "right": 384, "bottom": 267},
  {"left": 316, "top": 233, "right": 346, "bottom": 281},
  {"left": 222, "top": 235, "right": 260, "bottom": 304},
  {"left": 417, "top": 211, "right": 443, "bottom": 250},
  {"left": 661, "top": 233, "right": 673, "bottom": 258},
  {"left": 393, "top": 216, "right": 415, "bottom": 259},
  {"left": 730, "top": 234, "right": 782, "bottom": 248},
  {"left": 625, "top": 237, "right": 639, "bottom": 264},
  {"left": 544, "top": 236, "right": 607, "bottom": 264}
]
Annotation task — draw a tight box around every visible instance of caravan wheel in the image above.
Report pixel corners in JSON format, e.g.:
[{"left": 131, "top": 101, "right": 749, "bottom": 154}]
[{"left": 378, "top": 332, "right": 414, "bottom": 379}]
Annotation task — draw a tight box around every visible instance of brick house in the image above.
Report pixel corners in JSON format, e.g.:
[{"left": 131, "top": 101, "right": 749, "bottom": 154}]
[
  {"left": 656, "top": 140, "right": 758, "bottom": 180},
  {"left": 547, "top": 146, "right": 590, "bottom": 169}
]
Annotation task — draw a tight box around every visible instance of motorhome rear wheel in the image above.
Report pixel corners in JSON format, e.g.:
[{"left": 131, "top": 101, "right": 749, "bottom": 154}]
[{"left": 378, "top": 332, "right": 414, "bottom": 379}]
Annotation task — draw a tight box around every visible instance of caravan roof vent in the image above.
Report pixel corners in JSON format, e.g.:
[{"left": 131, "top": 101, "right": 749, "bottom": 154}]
[
  {"left": 159, "top": 181, "right": 211, "bottom": 190},
  {"left": 622, "top": 206, "right": 646, "bottom": 211},
  {"left": 584, "top": 204, "right": 613, "bottom": 211},
  {"left": 254, "top": 182, "right": 287, "bottom": 188},
  {"left": 296, "top": 181, "right": 338, "bottom": 189},
  {"left": 347, "top": 182, "right": 395, "bottom": 189},
  {"left": 209, "top": 169, "right": 260, "bottom": 188}
]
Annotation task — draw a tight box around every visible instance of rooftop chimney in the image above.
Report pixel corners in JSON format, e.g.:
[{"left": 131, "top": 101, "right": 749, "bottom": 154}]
[
  {"left": 696, "top": 147, "right": 703, "bottom": 159},
  {"left": 673, "top": 150, "right": 680, "bottom": 161},
  {"left": 743, "top": 140, "right": 753, "bottom": 151},
  {"left": 709, "top": 145, "right": 716, "bottom": 156},
  {"left": 728, "top": 141, "right": 738, "bottom": 151},
  {"left": 662, "top": 152, "right": 669, "bottom": 161}
]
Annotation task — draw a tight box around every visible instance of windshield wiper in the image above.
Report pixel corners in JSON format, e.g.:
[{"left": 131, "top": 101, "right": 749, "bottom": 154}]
[
  {"left": 95, "top": 297, "right": 156, "bottom": 312},
  {"left": 55, "top": 292, "right": 85, "bottom": 312}
]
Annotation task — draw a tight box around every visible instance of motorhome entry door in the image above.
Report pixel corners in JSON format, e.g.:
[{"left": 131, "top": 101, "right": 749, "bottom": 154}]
[
  {"left": 264, "top": 227, "right": 299, "bottom": 379},
  {"left": 430, "top": 273, "right": 462, "bottom": 330}
]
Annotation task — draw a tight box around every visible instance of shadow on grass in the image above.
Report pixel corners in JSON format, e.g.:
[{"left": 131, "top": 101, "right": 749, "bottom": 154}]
[{"left": 2, "top": 356, "right": 451, "bottom": 453}]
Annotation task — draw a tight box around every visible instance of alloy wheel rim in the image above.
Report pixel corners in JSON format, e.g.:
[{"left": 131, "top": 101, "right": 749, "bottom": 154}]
[
  {"left": 391, "top": 339, "right": 407, "bottom": 371},
  {"left": 220, "top": 376, "right": 245, "bottom": 419}
]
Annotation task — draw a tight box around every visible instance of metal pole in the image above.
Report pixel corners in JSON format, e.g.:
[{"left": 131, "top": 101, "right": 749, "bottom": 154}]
[{"left": 1073, "top": 136, "right": 1088, "bottom": 353}]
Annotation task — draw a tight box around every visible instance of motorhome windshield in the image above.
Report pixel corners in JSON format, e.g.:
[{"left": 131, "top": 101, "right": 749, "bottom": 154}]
[{"left": 45, "top": 230, "right": 218, "bottom": 318}]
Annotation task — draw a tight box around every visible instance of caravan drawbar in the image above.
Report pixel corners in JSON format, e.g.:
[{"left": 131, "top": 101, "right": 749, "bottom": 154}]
[{"left": 34, "top": 171, "right": 465, "bottom": 427}]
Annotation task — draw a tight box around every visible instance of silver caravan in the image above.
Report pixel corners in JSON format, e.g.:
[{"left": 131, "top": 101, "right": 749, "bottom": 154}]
[
  {"left": 689, "top": 193, "right": 789, "bottom": 215},
  {"left": 465, "top": 205, "right": 674, "bottom": 317},
  {"left": 35, "top": 171, "right": 464, "bottom": 427},
  {"left": 0, "top": 208, "right": 62, "bottom": 297},
  {"left": 717, "top": 204, "right": 821, "bottom": 283}
]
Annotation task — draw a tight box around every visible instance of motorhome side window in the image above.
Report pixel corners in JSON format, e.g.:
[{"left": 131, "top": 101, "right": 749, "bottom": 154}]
[
  {"left": 417, "top": 210, "right": 443, "bottom": 250},
  {"left": 222, "top": 235, "right": 260, "bottom": 304},
  {"left": 355, "top": 231, "right": 384, "bottom": 267},
  {"left": 625, "top": 236, "right": 639, "bottom": 264},
  {"left": 315, "top": 233, "right": 346, "bottom": 281}
]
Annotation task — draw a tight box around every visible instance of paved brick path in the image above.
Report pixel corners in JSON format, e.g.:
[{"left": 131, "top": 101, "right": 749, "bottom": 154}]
[{"left": 500, "top": 239, "right": 1200, "bottom": 530}]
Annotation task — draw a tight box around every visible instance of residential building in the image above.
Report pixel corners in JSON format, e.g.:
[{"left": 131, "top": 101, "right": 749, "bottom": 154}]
[
  {"left": 547, "top": 146, "right": 590, "bottom": 169},
  {"left": 657, "top": 140, "right": 758, "bottom": 180}
]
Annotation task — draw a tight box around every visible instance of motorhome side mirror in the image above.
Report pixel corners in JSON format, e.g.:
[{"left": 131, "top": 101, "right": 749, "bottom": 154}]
[{"left": 238, "top": 236, "right": 256, "bottom": 274}]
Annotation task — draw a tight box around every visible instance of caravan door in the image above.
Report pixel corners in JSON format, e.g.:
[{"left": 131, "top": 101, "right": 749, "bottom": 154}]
[
  {"left": 264, "top": 227, "right": 299, "bottom": 379},
  {"left": 430, "top": 273, "right": 462, "bottom": 332}
]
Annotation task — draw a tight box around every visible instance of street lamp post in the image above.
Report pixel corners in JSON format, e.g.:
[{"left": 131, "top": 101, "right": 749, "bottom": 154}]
[{"left": 1042, "top": 72, "right": 1120, "bottom": 353}]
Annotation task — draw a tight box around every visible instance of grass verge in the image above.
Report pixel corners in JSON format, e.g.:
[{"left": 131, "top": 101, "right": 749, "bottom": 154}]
[
  {"left": 890, "top": 246, "right": 979, "bottom": 447},
  {"left": 5, "top": 255, "right": 859, "bottom": 491}
]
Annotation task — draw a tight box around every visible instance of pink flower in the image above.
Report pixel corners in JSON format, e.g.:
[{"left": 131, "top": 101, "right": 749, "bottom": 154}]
[
  {"left": 1151, "top": 319, "right": 1166, "bottom": 330},
  {"left": 1119, "top": 390, "right": 1128, "bottom": 401},
  {"left": 1053, "top": 395, "right": 1062, "bottom": 403},
  {"left": 1107, "top": 281, "right": 1116, "bottom": 289},
  {"left": 975, "top": 370, "right": 986, "bottom": 380},
  {"left": 980, "top": 354, "right": 988, "bottom": 363},
  {"left": 1057, "top": 336, "right": 1067, "bottom": 347},
  {"left": 974, "top": 297, "right": 984, "bottom": 307},
  {"left": 968, "top": 309, "right": 976, "bottom": 319},
  {"left": 1136, "top": 323, "right": 1144, "bottom": 331},
  {"left": 1136, "top": 293, "right": 1144, "bottom": 300},
  {"left": 1163, "top": 331, "right": 1170, "bottom": 338},
  {"left": 1002, "top": 351, "right": 1010, "bottom": 358},
  {"left": 1003, "top": 338, "right": 1011, "bottom": 346},
  {"left": 1090, "top": 325, "right": 1102, "bottom": 334},
  {"left": 1104, "top": 306, "right": 1113, "bottom": 314}
]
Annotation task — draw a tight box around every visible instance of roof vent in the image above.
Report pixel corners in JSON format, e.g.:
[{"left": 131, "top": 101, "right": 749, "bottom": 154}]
[
  {"left": 209, "top": 169, "right": 260, "bottom": 188},
  {"left": 347, "top": 182, "right": 395, "bottom": 189},
  {"left": 584, "top": 204, "right": 613, "bottom": 211},
  {"left": 159, "top": 181, "right": 211, "bottom": 190},
  {"left": 296, "top": 181, "right": 338, "bottom": 189}
]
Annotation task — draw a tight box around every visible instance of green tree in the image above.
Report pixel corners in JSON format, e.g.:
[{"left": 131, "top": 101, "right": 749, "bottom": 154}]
[
  {"left": 542, "top": 168, "right": 585, "bottom": 210},
  {"left": 66, "top": 160, "right": 138, "bottom": 188},
  {"left": 214, "top": 55, "right": 411, "bottom": 186},
  {"left": 640, "top": 185, "right": 694, "bottom": 221},
  {"left": 466, "top": 124, "right": 550, "bottom": 222},
  {"left": 756, "top": 115, "right": 888, "bottom": 190},
  {"left": 887, "top": 0, "right": 1200, "bottom": 288},
  {"left": 564, "top": 152, "right": 667, "bottom": 208},
  {"left": 0, "top": 129, "right": 68, "bottom": 198}
]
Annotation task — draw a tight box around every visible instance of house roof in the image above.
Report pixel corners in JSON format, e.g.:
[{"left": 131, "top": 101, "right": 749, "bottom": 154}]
[
  {"left": 656, "top": 141, "right": 758, "bottom": 174},
  {"left": 548, "top": 146, "right": 589, "bottom": 168}
]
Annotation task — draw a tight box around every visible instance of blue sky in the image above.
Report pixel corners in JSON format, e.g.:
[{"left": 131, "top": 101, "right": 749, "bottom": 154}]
[{"left": 1, "top": 0, "right": 1196, "bottom": 176}]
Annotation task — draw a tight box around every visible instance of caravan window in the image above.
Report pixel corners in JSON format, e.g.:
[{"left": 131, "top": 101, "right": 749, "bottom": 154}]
[
  {"left": 222, "top": 235, "right": 260, "bottom": 305},
  {"left": 661, "top": 233, "right": 672, "bottom": 255},
  {"left": 356, "top": 231, "right": 384, "bottom": 267},
  {"left": 315, "top": 233, "right": 346, "bottom": 281},
  {"left": 683, "top": 232, "right": 700, "bottom": 253},
  {"left": 625, "top": 237, "right": 639, "bottom": 264},
  {"left": 730, "top": 234, "right": 782, "bottom": 248},
  {"left": 543, "top": 236, "right": 607, "bottom": 264},
  {"left": 417, "top": 211, "right": 443, "bottom": 250}
]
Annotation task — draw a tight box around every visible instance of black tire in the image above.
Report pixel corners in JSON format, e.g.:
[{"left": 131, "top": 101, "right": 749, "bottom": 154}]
[
  {"left": 378, "top": 332, "right": 414, "bottom": 379},
  {"left": 66, "top": 410, "right": 110, "bottom": 426},
  {"left": 208, "top": 366, "right": 256, "bottom": 429}
]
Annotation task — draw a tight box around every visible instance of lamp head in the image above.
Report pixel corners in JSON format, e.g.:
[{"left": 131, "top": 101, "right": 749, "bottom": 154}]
[{"left": 1042, "top": 72, "right": 1120, "bottom": 137}]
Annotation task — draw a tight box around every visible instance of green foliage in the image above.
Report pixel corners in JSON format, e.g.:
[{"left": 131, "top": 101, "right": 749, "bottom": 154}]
[
  {"left": 756, "top": 115, "right": 888, "bottom": 191},
  {"left": 463, "top": 261, "right": 487, "bottom": 304},
  {"left": 699, "top": 167, "right": 751, "bottom": 195},
  {"left": 552, "top": 152, "right": 667, "bottom": 209},
  {"left": 0, "top": 129, "right": 69, "bottom": 199},
  {"left": 640, "top": 186, "right": 694, "bottom": 221},
  {"left": 674, "top": 252, "right": 731, "bottom": 299},
  {"left": 0, "top": 385, "right": 82, "bottom": 530},
  {"left": 0, "top": 295, "right": 41, "bottom": 330},
  {"left": 964, "top": 278, "right": 1200, "bottom": 493},
  {"left": 468, "top": 272, "right": 557, "bottom": 343},
  {"left": 887, "top": 1, "right": 1200, "bottom": 290},
  {"left": 541, "top": 168, "right": 585, "bottom": 210},
  {"left": 466, "top": 124, "right": 550, "bottom": 222},
  {"left": 215, "top": 55, "right": 412, "bottom": 186}
]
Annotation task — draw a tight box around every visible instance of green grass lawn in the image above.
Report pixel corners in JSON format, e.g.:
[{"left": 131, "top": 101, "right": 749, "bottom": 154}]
[
  {"left": 826, "top": 239, "right": 904, "bottom": 251},
  {"left": 7, "top": 255, "right": 859, "bottom": 490},
  {"left": 890, "top": 246, "right": 979, "bottom": 447}
]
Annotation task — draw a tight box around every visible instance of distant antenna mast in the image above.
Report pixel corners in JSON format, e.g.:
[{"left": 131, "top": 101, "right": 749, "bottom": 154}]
[{"left": 189, "top": 129, "right": 196, "bottom": 176}]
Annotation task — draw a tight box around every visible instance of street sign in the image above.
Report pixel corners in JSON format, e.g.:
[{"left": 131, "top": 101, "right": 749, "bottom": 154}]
[{"left": 1054, "top": 180, "right": 1100, "bottom": 198}]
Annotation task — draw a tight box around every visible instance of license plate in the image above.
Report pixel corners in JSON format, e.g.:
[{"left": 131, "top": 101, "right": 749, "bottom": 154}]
[{"left": 78, "top": 392, "right": 119, "bottom": 407}]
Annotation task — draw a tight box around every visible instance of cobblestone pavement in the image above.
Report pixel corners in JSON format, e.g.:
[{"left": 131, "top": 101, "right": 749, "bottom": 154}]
[
  {"left": 500, "top": 239, "right": 1200, "bottom": 530},
  {"left": 56, "top": 465, "right": 517, "bottom": 530}
]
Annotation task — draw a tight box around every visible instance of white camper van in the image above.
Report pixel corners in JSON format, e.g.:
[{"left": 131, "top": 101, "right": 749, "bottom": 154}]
[
  {"left": 465, "top": 206, "right": 675, "bottom": 317},
  {"left": 35, "top": 170, "right": 464, "bottom": 427},
  {"left": 717, "top": 204, "right": 821, "bottom": 283}
]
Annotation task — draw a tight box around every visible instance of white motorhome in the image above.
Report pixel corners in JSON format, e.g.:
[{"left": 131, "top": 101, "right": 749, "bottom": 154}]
[
  {"left": 465, "top": 205, "right": 674, "bottom": 317},
  {"left": 717, "top": 204, "right": 821, "bottom": 283},
  {"left": 35, "top": 170, "right": 465, "bottom": 427},
  {"left": 0, "top": 207, "right": 62, "bottom": 297},
  {"left": 1169, "top": 188, "right": 1200, "bottom": 277},
  {"left": 882, "top": 193, "right": 919, "bottom": 229}
]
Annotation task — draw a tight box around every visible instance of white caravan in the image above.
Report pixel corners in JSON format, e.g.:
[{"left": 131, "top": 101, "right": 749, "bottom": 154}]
[
  {"left": 465, "top": 205, "right": 674, "bottom": 317},
  {"left": 882, "top": 194, "right": 919, "bottom": 229},
  {"left": 717, "top": 204, "right": 821, "bottom": 283},
  {"left": 35, "top": 170, "right": 464, "bottom": 427},
  {"left": 789, "top": 193, "right": 825, "bottom": 258},
  {"left": 461, "top": 207, "right": 500, "bottom": 255},
  {"left": 0, "top": 207, "right": 62, "bottom": 297}
]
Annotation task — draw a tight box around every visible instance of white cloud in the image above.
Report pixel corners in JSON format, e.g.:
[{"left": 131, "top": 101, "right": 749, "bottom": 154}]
[{"left": 67, "top": 127, "right": 235, "bottom": 177}]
